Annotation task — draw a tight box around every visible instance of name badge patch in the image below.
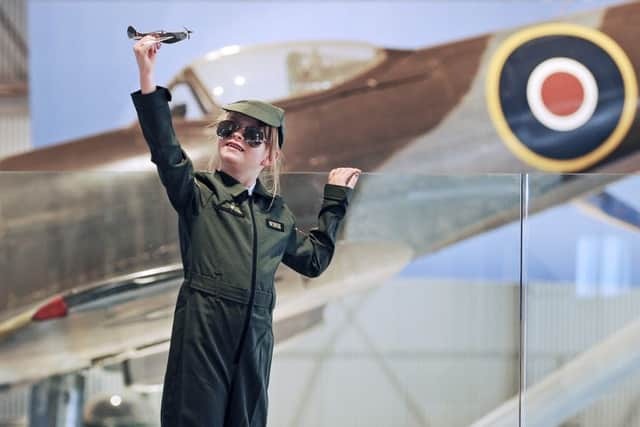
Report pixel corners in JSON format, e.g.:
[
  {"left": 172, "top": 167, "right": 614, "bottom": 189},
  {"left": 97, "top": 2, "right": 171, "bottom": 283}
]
[
  {"left": 266, "top": 219, "right": 284, "bottom": 232},
  {"left": 217, "top": 201, "right": 245, "bottom": 217}
]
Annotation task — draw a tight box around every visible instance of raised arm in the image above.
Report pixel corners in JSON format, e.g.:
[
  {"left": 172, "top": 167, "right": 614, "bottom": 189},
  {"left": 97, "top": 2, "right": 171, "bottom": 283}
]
[
  {"left": 282, "top": 168, "right": 360, "bottom": 277},
  {"left": 130, "top": 36, "right": 199, "bottom": 214}
]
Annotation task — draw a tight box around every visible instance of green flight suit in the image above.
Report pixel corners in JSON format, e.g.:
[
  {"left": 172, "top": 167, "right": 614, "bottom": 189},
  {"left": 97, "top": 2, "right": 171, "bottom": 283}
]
[{"left": 131, "top": 87, "right": 352, "bottom": 427}]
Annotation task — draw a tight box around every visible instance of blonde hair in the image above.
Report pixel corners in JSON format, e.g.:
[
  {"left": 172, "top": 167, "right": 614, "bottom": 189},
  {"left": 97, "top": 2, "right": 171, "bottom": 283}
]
[{"left": 207, "top": 112, "right": 283, "bottom": 197}]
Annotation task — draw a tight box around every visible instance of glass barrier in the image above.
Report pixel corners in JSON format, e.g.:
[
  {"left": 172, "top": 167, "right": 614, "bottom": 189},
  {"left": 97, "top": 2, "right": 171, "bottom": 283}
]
[
  {"left": 6, "top": 171, "right": 636, "bottom": 426},
  {"left": 522, "top": 173, "right": 640, "bottom": 427},
  {"left": 271, "top": 173, "right": 523, "bottom": 427},
  {"left": 0, "top": 171, "right": 523, "bottom": 427}
]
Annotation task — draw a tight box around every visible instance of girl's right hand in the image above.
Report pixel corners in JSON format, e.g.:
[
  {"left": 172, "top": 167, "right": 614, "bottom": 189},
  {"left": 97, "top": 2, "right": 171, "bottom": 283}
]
[
  {"left": 328, "top": 167, "right": 362, "bottom": 189},
  {"left": 133, "top": 35, "right": 161, "bottom": 94}
]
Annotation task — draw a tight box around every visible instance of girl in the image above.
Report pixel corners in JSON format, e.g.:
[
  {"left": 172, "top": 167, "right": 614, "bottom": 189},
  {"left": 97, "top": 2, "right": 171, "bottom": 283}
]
[{"left": 131, "top": 37, "right": 360, "bottom": 427}]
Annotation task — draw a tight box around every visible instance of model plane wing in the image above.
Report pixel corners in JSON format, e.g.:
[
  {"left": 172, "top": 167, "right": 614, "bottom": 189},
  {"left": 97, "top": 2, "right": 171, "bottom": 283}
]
[{"left": 126, "top": 25, "right": 192, "bottom": 45}]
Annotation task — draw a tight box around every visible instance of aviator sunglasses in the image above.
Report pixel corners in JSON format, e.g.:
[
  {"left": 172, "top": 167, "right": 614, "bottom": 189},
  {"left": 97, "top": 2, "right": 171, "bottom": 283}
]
[{"left": 216, "top": 120, "right": 267, "bottom": 147}]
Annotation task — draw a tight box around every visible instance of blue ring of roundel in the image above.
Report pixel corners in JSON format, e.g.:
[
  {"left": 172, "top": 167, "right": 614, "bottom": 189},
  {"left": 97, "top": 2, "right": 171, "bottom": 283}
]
[{"left": 499, "top": 35, "right": 624, "bottom": 160}]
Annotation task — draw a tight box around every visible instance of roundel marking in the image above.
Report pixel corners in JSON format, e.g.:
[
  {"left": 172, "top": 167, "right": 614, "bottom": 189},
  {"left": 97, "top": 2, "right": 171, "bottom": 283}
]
[
  {"left": 486, "top": 23, "right": 637, "bottom": 172},
  {"left": 526, "top": 57, "right": 598, "bottom": 131},
  {"left": 541, "top": 72, "right": 584, "bottom": 115}
]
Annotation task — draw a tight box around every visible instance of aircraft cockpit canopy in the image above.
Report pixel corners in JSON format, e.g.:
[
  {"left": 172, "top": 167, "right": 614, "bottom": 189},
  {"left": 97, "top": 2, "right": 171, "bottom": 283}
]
[{"left": 190, "top": 41, "right": 386, "bottom": 105}]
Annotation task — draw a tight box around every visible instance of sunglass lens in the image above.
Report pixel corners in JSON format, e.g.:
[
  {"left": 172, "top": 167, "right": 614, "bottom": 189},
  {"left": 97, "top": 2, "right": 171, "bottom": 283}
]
[
  {"left": 216, "top": 120, "right": 237, "bottom": 138},
  {"left": 243, "top": 127, "right": 265, "bottom": 147}
]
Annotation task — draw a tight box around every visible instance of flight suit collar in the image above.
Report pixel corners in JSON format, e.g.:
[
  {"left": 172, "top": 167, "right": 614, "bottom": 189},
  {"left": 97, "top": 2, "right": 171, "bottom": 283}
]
[
  {"left": 215, "top": 170, "right": 273, "bottom": 201},
  {"left": 253, "top": 179, "right": 272, "bottom": 200}
]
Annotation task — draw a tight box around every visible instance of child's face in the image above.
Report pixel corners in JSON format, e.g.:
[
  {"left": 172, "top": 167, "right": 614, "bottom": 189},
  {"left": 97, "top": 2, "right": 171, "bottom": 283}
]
[{"left": 217, "top": 113, "right": 271, "bottom": 173}]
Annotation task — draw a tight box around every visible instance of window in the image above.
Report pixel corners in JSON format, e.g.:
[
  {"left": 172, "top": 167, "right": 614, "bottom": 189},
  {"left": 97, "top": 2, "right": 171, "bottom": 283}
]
[
  {"left": 190, "top": 41, "right": 386, "bottom": 105},
  {"left": 168, "top": 82, "right": 205, "bottom": 120}
]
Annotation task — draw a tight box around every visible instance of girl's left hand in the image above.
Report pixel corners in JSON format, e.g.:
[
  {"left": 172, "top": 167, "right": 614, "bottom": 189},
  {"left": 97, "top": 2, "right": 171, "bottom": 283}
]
[{"left": 328, "top": 168, "right": 362, "bottom": 189}]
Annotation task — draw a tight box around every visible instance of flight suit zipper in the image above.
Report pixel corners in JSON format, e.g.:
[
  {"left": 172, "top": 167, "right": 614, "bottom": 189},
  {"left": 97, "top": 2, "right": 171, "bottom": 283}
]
[{"left": 234, "top": 195, "right": 258, "bottom": 363}]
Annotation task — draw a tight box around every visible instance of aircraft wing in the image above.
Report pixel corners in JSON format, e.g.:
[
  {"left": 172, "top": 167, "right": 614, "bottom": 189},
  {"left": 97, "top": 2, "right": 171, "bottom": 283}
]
[
  {"left": 0, "top": 171, "right": 626, "bottom": 388},
  {"left": 0, "top": 240, "right": 412, "bottom": 387},
  {"left": 574, "top": 189, "right": 640, "bottom": 232}
]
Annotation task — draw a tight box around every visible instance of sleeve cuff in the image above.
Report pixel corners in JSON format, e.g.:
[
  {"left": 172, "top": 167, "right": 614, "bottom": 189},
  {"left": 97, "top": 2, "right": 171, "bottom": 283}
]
[
  {"left": 323, "top": 184, "right": 353, "bottom": 204},
  {"left": 131, "top": 86, "right": 172, "bottom": 110}
]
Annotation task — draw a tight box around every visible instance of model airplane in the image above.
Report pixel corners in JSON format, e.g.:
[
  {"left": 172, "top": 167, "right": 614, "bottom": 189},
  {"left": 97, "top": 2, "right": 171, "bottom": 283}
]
[
  {"left": 1, "top": 1, "right": 640, "bottom": 393},
  {"left": 126, "top": 25, "right": 192, "bottom": 45}
]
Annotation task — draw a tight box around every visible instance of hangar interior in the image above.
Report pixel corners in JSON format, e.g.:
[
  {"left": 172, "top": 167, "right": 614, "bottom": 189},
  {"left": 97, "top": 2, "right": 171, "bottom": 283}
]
[{"left": 1, "top": 1, "right": 640, "bottom": 426}]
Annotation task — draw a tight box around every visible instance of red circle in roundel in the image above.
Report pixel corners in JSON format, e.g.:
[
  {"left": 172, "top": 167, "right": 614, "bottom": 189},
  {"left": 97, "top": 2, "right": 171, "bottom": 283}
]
[{"left": 541, "top": 72, "right": 584, "bottom": 116}]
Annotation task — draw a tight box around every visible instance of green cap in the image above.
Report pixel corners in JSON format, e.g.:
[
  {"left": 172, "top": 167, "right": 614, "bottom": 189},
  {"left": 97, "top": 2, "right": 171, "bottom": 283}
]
[{"left": 222, "top": 99, "right": 286, "bottom": 147}]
